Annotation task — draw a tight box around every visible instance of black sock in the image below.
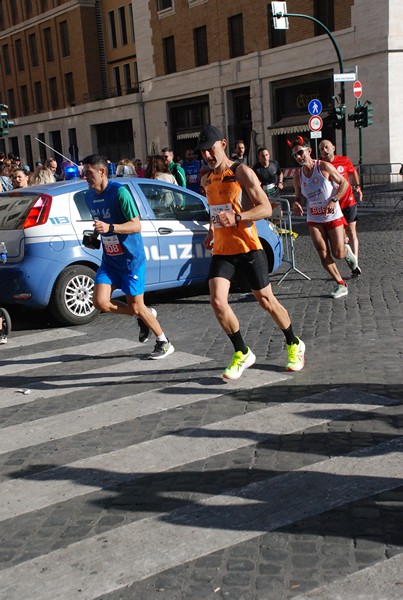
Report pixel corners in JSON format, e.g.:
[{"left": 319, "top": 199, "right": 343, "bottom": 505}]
[
  {"left": 228, "top": 331, "right": 248, "bottom": 354},
  {"left": 282, "top": 324, "right": 299, "bottom": 346}
]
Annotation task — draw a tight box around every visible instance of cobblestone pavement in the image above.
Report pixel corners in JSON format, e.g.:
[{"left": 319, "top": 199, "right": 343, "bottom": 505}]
[{"left": 0, "top": 206, "right": 402, "bottom": 600}]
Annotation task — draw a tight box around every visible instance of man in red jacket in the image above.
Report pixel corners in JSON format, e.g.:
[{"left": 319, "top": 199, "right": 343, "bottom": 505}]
[{"left": 319, "top": 140, "right": 363, "bottom": 275}]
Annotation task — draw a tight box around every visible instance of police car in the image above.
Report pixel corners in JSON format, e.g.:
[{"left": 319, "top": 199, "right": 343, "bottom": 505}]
[{"left": 0, "top": 177, "right": 283, "bottom": 326}]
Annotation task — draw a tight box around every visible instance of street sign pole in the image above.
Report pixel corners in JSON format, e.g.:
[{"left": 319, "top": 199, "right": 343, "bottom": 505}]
[
  {"left": 353, "top": 80, "right": 363, "bottom": 165},
  {"left": 271, "top": 5, "right": 347, "bottom": 155}
]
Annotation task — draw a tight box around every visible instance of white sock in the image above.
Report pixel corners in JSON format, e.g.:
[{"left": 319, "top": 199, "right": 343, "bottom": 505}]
[{"left": 156, "top": 333, "right": 167, "bottom": 343}]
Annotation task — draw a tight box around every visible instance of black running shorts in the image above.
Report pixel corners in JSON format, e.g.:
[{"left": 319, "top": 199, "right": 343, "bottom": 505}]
[
  {"left": 342, "top": 204, "right": 358, "bottom": 223},
  {"left": 208, "top": 249, "right": 270, "bottom": 291}
]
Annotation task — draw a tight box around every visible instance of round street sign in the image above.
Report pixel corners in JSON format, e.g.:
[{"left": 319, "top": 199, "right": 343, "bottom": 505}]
[
  {"left": 308, "top": 99, "right": 322, "bottom": 116},
  {"left": 308, "top": 115, "right": 323, "bottom": 132},
  {"left": 353, "top": 80, "right": 363, "bottom": 98}
]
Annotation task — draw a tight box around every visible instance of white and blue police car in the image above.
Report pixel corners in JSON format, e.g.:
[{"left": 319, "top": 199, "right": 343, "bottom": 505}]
[{"left": 0, "top": 177, "right": 283, "bottom": 325}]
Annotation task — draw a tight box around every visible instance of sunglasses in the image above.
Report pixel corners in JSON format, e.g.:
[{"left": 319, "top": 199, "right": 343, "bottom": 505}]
[{"left": 292, "top": 148, "right": 306, "bottom": 159}]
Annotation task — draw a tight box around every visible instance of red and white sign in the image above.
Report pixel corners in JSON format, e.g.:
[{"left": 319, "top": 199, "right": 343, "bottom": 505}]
[
  {"left": 353, "top": 80, "right": 363, "bottom": 98},
  {"left": 308, "top": 115, "right": 323, "bottom": 132}
]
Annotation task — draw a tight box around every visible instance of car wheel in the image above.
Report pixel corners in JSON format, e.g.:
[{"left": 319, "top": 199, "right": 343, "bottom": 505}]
[
  {"left": 49, "top": 265, "right": 99, "bottom": 326},
  {"left": 260, "top": 238, "right": 275, "bottom": 273},
  {"left": 0, "top": 307, "right": 12, "bottom": 335}
]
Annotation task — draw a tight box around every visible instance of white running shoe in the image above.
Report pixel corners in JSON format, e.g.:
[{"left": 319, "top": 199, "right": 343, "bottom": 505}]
[
  {"left": 345, "top": 244, "right": 358, "bottom": 271},
  {"left": 330, "top": 283, "right": 348, "bottom": 299}
]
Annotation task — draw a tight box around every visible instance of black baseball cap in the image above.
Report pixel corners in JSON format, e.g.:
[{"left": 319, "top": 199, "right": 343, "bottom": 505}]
[{"left": 196, "top": 125, "right": 224, "bottom": 150}]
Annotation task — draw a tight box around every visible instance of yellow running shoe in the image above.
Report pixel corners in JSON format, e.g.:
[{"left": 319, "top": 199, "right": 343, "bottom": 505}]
[
  {"left": 286, "top": 338, "right": 305, "bottom": 372},
  {"left": 223, "top": 347, "right": 256, "bottom": 380}
]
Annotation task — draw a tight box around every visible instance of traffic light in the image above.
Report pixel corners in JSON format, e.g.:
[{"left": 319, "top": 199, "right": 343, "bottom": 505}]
[
  {"left": 348, "top": 104, "right": 373, "bottom": 129},
  {"left": 0, "top": 104, "right": 13, "bottom": 137},
  {"left": 363, "top": 104, "right": 373, "bottom": 127},
  {"left": 331, "top": 105, "right": 345, "bottom": 130},
  {"left": 354, "top": 104, "right": 365, "bottom": 128}
]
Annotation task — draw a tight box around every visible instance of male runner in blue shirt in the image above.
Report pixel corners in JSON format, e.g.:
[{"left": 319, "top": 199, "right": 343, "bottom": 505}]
[{"left": 83, "top": 154, "right": 174, "bottom": 359}]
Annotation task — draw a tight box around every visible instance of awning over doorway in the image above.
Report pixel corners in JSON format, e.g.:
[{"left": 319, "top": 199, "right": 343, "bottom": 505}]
[
  {"left": 176, "top": 131, "right": 201, "bottom": 140},
  {"left": 267, "top": 114, "right": 311, "bottom": 136}
]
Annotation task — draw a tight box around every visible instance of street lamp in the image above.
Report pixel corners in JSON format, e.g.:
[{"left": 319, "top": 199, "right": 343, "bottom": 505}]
[{"left": 271, "top": 2, "right": 347, "bottom": 155}]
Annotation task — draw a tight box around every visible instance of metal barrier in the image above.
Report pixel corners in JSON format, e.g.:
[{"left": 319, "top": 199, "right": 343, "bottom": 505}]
[
  {"left": 271, "top": 198, "right": 311, "bottom": 285},
  {"left": 359, "top": 163, "right": 403, "bottom": 208}
]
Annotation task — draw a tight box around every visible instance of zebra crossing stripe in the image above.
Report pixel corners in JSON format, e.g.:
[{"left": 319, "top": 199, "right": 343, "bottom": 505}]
[
  {"left": 0, "top": 328, "right": 85, "bottom": 349},
  {"left": 0, "top": 437, "right": 401, "bottom": 600},
  {"left": 292, "top": 552, "right": 403, "bottom": 600},
  {"left": 0, "top": 368, "right": 289, "bottom": 453},
  {"left": 0, "top": 390, "right": 395, "bottom": 522},
  {"left": 0, "top": 338, "right": 143, "bottom": 375},
  {"left": 0, "top": 349, "right": 211, "bottom": 408}
]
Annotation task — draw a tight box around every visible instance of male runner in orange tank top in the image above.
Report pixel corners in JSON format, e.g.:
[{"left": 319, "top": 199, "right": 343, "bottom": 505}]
[{"left": 197, "top": 125, "right": 305, "bottom": 380}]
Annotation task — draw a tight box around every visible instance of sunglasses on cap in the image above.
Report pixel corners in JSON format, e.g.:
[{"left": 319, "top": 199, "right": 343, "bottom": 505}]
[{"left": 292, "top": 148, "right": 307, "bottom": 159}]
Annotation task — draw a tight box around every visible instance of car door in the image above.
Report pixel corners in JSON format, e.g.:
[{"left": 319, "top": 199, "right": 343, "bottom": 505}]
[
  {"left": 136, "top": 181, "right": 211, "bottom": 286},
  {"left": 70, "top": 184, "right": 160, "bottom": 286}
]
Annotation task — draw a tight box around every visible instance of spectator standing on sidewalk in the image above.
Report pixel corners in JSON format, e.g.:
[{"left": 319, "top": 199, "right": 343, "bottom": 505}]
[
  {"left": 290, "top": 137, "right": 358, "bottom": 299},
  {"left": 253, "top": 146, "right": 284, "bottom": 199},
  {"left": 197, "top": 125, "right": 305, "bottom": 380},
  {"left": 231, "top": 140, "right": 248, "bottom": 164},
  {"left": 82, "top": 154, "right": 174, "bottom": 360},
  {"left": 182, "top": 149, "right": 201, "bottom": 193},
  {"left": 161, "top": 147, "right": 186, "bottom": 187},
  {"left": 319, "top": 139, "right": 363, "bottom": 275}
]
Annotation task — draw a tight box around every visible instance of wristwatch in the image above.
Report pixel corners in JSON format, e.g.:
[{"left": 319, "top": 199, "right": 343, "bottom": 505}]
[
  {"left": 330, "top": 197, "right": 338, "bottom": 203},
  {"left": 108, "top": 223, "right": 115, "bottom": 233},
  {"left": 235, "top": 213, "right": 242, "bottom": 226}
]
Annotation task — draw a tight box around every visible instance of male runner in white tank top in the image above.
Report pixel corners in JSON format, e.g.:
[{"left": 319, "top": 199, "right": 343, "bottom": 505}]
[{"left": 290, "top": 137, "right": 358, "bottom": 298}]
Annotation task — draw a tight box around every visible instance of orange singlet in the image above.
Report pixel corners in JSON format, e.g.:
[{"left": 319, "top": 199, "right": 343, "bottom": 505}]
[{"left": 204, "top": 165, "right": 262, "bottom": 255}]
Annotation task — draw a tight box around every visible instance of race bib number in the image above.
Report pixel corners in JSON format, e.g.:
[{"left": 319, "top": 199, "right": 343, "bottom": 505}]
[
  {"left": 102, "top": 234, "right": 124, "bottom": 255},
  {"left": 210, "top": 203, "right": 234, "bottom": 228},
  {"left": 310, "top": 205, "right": 327, "bottom": 215}
]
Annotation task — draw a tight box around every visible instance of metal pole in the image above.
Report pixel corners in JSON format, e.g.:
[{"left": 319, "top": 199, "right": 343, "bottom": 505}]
[
  {"left": 273, "top": 12, "right": 347, "bottom": 155},
  {"left": 35, "top": 137, "right": 79, "bottom": 167}
]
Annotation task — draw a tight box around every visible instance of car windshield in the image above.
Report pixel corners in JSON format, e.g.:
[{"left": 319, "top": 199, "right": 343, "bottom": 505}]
[{"left": 0, "top": 194, "right": 40, "bottom": 230}]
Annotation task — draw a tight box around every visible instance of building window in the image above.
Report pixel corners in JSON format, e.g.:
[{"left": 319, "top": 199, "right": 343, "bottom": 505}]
[
  {"left": 60, "top": 21, "right": 70, "bottom": 57},
  {"left": 34, "top": 81, "right": 43, "bottom": 113},
  {"left": 193, "top": 25, "right": 208, "bottom": 67},
  {"left": 28, "top": 34, "right": 39, "bottom": 67},
  {"left": 10, "top": 1, "right": 17, "bottom": 25},
  {"left": 43, "top": 27, "right": 54, "bottom": 62},
  {"left": 108, "top": 11, "right": 117, "bottom": 49},
  {"left": 15, "top": 39, "right": 25, "bottom": 71},
  {"left": 20, "top": 85, "right": 29, "bottom": 115},
  {"left": 0, "top": 2, "right": 3, "bottom": 31},
  {"left": 158, "top": 0, "right": 173, "bottom": 11},
  {"left": 118, "top": 6, "right": 128, "bottom": 45},
  {"left": 65, "top": 72, "right": 75, "bottom": 105},
  {"left": 267, "top": 4, "right": 286, "bottom": 48},
  {"left": 7, "top": 89, "right": 16, "bottom": 116},
  {"left": 24, "top": 135, "right": 33, "bottom": 171},
  {"left": 123, "top": 63, "right": 131, "bottom": 93},
  {"left": 228, "top": 14, "right": 244, "bottom": 58},
  {"left": 39, "top": 1, "right": 48, "bottom": 12},
  {"left": 2, "top": 45, "right": 11, "bottom": 75},
  {"left": 128, "top": 3, "right": 135, "bottom": 41},
  {"left": 163, "top": 36, "right": 176, "bottom": 74},
  {"left": 314, "top": 0, "right": 334, "bottom": 34},
  {"left": 24, "top": 0, "right": 32, "bottom": 19},
  {"left": 49, "top": 77, "right": 59, "bottom": 110},
  {"left": 113, "top": 66, "right": 122, "bottom": 96}
]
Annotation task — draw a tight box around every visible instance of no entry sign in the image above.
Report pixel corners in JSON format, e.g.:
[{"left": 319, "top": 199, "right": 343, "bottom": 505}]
[{"left": 353, "top": 80, "right": 363, "bottom": 99}]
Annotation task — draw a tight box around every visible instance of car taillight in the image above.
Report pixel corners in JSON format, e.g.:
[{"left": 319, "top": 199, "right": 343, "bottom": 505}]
[{"left": 23, "top": 194, "right": 53, "bottom": 228}]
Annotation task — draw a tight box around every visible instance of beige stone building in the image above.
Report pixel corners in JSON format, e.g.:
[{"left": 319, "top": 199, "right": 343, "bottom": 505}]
[{"left": 0, "top": 0, "right": 401, "bottom": 170}]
